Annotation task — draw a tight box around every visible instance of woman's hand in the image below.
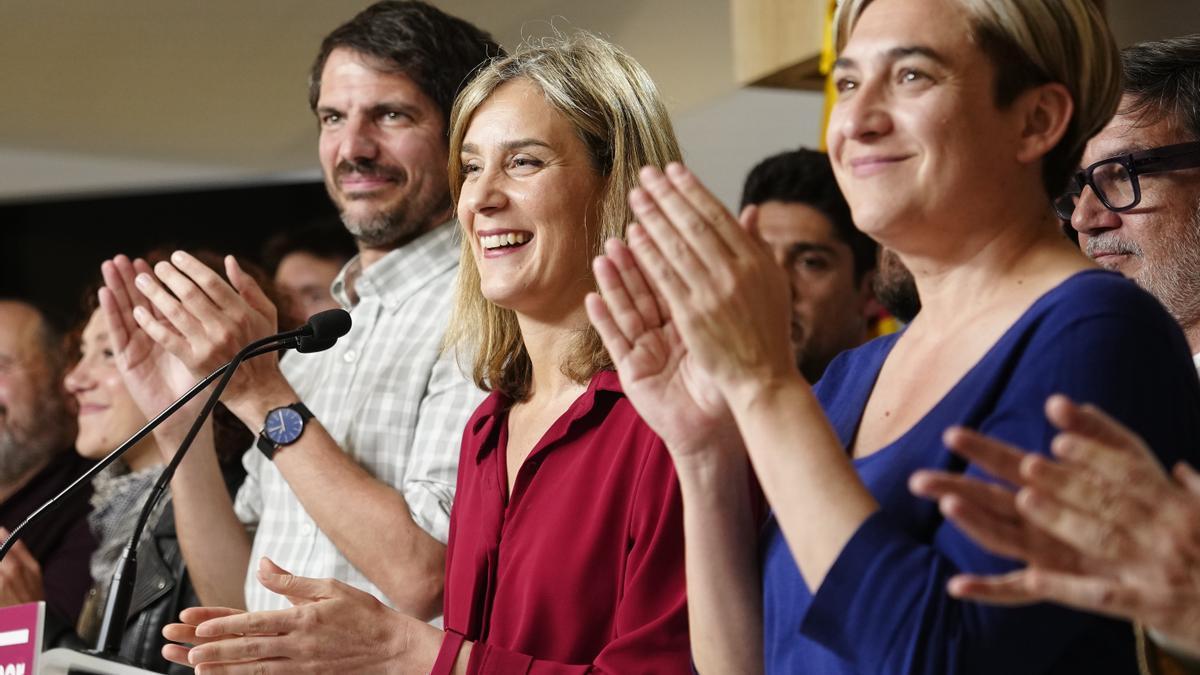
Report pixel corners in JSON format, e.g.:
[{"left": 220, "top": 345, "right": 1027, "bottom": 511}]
[
  {"left": 163, "top": 558, "right": 445, "bottom": 674},
  {"left": 911, "top": 395, "right": 1200, "bottom": 658},
  {"left": 130, "top": 251, "right": 286, "bottom": 418},
  {"left": 587, "top": 238, "right": 740, "bottom": 460},
  {"left": 622, "top": 163, "right": 797, "bottom": 409}
]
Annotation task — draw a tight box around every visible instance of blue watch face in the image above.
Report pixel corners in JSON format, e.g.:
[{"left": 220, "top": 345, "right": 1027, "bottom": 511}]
[{"left": 265, "top": 407, "right": 305, "bottom": 445}]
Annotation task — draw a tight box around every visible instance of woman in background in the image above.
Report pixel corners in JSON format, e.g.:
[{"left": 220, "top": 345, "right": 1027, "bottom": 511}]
[{"left": 54, "top": 253, "right": 257, "bottom": 671}]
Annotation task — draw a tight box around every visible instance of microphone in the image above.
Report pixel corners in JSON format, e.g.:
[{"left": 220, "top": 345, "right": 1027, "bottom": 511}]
[
  {"left": 93, "top": 309, "right": 350, "bottom": 655},
  {"left": 0, "top": 311, "right": 351, "bottom": 565}
]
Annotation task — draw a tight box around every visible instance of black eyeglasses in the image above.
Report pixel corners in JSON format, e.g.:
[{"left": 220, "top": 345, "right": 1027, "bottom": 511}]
[{"left": 1053, "top": 140, "right": 1200, "bottom": 220}]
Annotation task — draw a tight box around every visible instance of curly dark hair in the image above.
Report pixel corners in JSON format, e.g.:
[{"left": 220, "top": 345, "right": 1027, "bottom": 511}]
[{"left": 308, "top": 1, "right": 503, "bottom": 134}]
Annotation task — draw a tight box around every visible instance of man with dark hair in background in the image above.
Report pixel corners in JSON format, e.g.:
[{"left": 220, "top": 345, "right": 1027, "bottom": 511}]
[
  {"left": 740, "top": 147, "right": 878, "bottom": 382},
  {"left": 104, "top": 0, "right": 499, "bottom": 619},
  {"left": 0, "top": 300, "right": 95, "bottom": 640},
  {"left": 262, "top": 219, "right": 357, "bottom": 330}
]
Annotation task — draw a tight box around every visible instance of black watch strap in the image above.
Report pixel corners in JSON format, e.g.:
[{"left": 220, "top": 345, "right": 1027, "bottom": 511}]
[{"left": 256, "top": 402, "right": 314, "bottom": 460}]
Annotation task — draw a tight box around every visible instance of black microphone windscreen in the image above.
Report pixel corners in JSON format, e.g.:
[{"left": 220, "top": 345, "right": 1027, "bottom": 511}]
[
  {"left": 307, "top": 309, "right": 352, "bottom": 341},
  {"left": 296, "top": 336, "right": 338, "bottom": 354}
]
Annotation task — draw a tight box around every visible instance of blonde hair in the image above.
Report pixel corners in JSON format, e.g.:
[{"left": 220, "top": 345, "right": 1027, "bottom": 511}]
[
  {"left": 834, "top": 0, "right": 1121, "bottom": 196},
  {"left": 445, "top": 32, "right": 682, "bottom": 401}
]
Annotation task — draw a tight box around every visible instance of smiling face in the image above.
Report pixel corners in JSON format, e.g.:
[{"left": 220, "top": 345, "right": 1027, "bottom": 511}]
[
  {"left": 64, "top": 311, "right": 152, "bottom": 462},
  {"left": 316, "top": 48, "right": 452, "bottom": 251},
  {"left": 1071, "top": 98, "right": 1200, "bottom": 330},
  {"left": 456, "top": 79, "right": 604, "bottom": 323},
  {"left": 826, "top": 0, "right": 1025, "bottom": 249}
]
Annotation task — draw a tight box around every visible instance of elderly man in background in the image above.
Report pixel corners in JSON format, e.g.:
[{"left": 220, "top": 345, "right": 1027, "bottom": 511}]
[
  {"left": 912, "top": 34, "right": 1200, "bottom": 674},
  {"left": 0, "top": 300, "right": 96, "bottom": 641}
]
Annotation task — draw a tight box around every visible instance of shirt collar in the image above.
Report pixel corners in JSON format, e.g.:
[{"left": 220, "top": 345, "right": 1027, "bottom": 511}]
[
  {"left": 469, "top": 370, "right": 623, "bottom": 462},
  {"left": 331, "top": 221, "right": 460, "bottom": 312}
]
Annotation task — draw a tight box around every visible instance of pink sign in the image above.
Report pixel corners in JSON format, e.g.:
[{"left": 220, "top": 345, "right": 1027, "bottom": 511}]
[{"left": 0, "top": 602, "right": 41, "bottom": 675}]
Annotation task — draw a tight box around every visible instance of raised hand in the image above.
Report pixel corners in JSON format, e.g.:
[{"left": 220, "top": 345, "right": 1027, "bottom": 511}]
[
  {"left": 911, "top": 394, "right": 1200, "bottom": 658},
  {"left": 131, "top": 251, "right": 282, "bottom": 412},
  {"left": 622, "top": 163, "right": 797, "bottom": 408},
  {"left": 100, "top": 255, "right": 212, "bottom": 453},
  {"left": 586, "top": 237, "right": 738, "bottom": 458}
]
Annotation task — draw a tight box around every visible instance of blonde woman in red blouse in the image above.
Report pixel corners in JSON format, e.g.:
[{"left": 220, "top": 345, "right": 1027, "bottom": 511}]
[{"left": 163, "top": 32, "right": 693, "bottom": 675}]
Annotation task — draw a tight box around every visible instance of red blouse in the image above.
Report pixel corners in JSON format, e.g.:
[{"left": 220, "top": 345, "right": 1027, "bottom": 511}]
[{"left": 432, "top": 370, "right": 690, "bottom": 674}]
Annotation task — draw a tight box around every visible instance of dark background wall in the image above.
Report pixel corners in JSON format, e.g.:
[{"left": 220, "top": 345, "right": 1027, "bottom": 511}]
[{"left": 0, "top": 182, "right": 338, "bottom": 329}]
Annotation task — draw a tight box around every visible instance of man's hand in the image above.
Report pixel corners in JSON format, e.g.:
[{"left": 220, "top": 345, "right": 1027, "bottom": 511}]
[
  {"left": 131, "top": 251, "right": 287, "bottom": 416},
  {"left": 910, "top": 394, "right": 1200, "bottom": 658},
  {"left": 100, "top": 255, "right": 213, "bottom": 457},
  {"left": 0, "top": 530, "right": 44, "bottom": 606},
  {"left": 163, "top": 558, "right": 446, "bottom": 674}
]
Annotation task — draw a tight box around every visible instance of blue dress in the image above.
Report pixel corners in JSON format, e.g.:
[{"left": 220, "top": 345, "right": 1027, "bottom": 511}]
[{"left": 762, "top": 270, "right": 1200, "bottom": 675}]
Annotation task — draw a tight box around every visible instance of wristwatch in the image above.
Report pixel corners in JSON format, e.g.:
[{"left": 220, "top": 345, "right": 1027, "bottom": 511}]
[{"left": 256, "top": 402, "right": 314, "bottom": 460}]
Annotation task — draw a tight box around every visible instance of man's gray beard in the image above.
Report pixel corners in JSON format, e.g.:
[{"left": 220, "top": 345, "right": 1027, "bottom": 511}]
[
  {"left": 339, "top": 193, "right": 447, "bottom": 249},
  {"left": 0, "top": 389, "right": 71, "bottom": 487},
  {"left": 341, "top": 208, "right": 423, "bottom": 248},
  {"left": 1138, "top": 203, "right": 1200, "bottom": 331}
]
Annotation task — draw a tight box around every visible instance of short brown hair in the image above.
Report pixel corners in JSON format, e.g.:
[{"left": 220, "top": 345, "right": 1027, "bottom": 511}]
[{"left": 834, "top": 0, "right": 1122, "bottom": 197}]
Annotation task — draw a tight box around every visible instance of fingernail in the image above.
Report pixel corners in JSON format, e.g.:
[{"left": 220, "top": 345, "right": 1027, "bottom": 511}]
[
  {"left": 1050, "top": 436, "right": 1075, "bottom": 460},
  {"left": 133, "top": 306, "right": 148, "bottom": 321},
  {"left": 135, "top": 273, "right": 150, "bottom": 289},
  {"left": 171, "top": 250, "right": 185, "bottom": 264},
  {"left": 666, "top": 162, "right": 686, "bottom": 178},
  {"left": 1016, "top": 488, "right": 1043, "bottom": 512}
]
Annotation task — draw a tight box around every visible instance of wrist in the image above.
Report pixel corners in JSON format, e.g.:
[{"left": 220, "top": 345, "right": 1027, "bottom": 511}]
[
  {"left": 724, "top": 367, "right": 806, "bottom": 419},
  {"left": 672, "top": 442, "right": 750, "bottom": 499},
  {"left": 227, "top": 375, "right": 299, "bottom": 427}
]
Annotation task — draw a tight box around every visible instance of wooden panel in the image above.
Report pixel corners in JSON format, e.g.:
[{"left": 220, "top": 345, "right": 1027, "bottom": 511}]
[{"left": 731, "top": 0, "right": 828, "bottom": 91}]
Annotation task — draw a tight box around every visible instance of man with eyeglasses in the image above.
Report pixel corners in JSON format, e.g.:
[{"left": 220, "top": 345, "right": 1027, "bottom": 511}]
[
  {"left": 913, "top": 35, "right": 1200, "bottom": 675},
  {"left": 1058, "top": 35, "right": 1200, "bottom": 364}
]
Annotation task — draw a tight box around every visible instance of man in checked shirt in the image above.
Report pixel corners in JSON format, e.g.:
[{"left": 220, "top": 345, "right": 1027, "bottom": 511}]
[{"left": 98, "top": 1, "right": 497, "bottom": 619}]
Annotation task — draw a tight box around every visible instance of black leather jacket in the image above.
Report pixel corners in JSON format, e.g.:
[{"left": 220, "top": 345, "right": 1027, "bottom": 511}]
[
  {"left": 117, "top": 499, "right": 198, "bottom": 674},
  {"left": 62, "top": 500, "right": 198, "bottom": 674}
]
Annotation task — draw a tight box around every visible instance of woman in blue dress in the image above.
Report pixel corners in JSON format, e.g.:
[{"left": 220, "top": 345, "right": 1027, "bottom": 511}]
[{"left": 585, "top": 0, "right": 1200, "bottom": 672}]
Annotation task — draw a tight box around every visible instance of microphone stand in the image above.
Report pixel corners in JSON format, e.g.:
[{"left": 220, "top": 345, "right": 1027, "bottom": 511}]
[
  {"left": 0, "top": 342, "right": 286, "bottom": 563},
  {"left": 93, "top": 327, "right": 314, "bottom": 655}
]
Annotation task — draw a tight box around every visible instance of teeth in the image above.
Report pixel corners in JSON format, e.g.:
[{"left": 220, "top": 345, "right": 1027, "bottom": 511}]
[{"left": 480, "top": 232, "right": 531, "bottom": 250}]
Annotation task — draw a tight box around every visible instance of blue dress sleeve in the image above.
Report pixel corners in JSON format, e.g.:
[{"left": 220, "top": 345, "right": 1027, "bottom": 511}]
[{"left": 798, "top": 285, "right": 1200, "bottom": 675}]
